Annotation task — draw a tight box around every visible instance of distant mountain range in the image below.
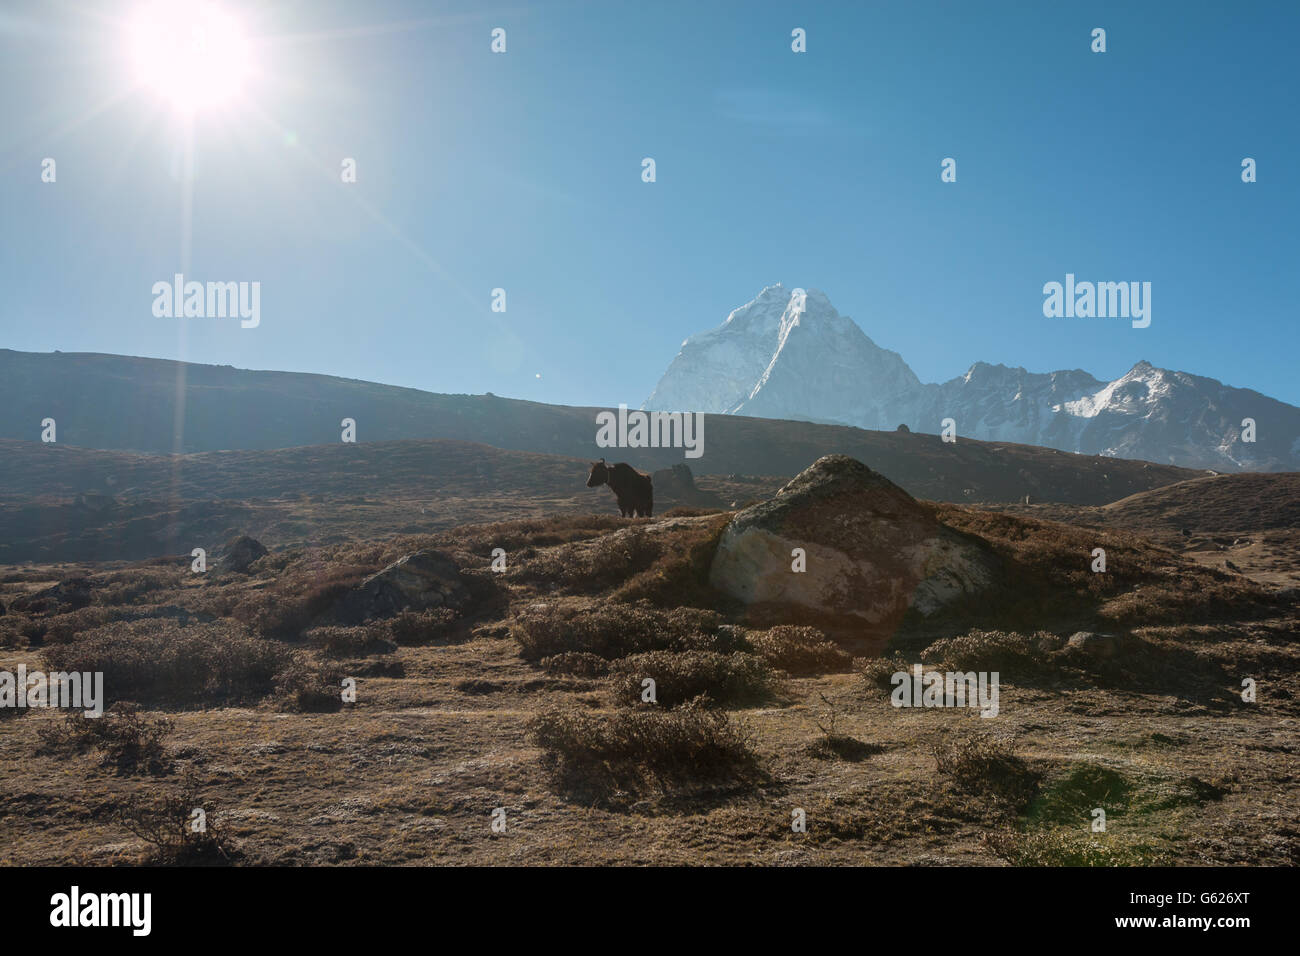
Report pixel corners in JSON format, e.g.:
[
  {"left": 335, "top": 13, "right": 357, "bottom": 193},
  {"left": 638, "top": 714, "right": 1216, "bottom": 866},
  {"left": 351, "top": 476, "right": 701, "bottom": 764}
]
[
  {"left": 0, "top": 349, "right": 1200, "bottom": 508},
  {"left": 644, "top": 284, "right": 1300, "bottom": 472}
]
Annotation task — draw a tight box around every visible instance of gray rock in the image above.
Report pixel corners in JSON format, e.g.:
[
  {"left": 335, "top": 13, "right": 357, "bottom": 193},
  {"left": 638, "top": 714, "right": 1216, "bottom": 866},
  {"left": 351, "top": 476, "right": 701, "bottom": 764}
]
[
  {"left": 10, "top": 577, "right": 93, "bottom": 613},
  {"left": 1035, "top": 632, "right": 1064, "bottom": 654},
  {"left": 223, "top": 534, "right": 268, "bottom": 573},
  {"left": 1063, "top": 631, "right": 1123, "bottom": 661},
  {"left": 339, "top": 550, "right": 468, "bottom": 622},
  {"left": 708, "top": 455, "right": 999, "bottom": 625}
]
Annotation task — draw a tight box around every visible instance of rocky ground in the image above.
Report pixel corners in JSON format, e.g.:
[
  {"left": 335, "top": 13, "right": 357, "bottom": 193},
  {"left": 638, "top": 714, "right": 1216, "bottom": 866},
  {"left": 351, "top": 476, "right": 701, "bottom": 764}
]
[{"left": 0, "top": 458, "right": 1296, "bottom": 866}]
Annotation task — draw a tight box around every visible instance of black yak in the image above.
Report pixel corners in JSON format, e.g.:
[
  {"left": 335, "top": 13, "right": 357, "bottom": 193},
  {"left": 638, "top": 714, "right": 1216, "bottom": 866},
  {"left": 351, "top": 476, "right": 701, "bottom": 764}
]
[{"left": 586, "top": 458, "right": 653, "bottom": 517}]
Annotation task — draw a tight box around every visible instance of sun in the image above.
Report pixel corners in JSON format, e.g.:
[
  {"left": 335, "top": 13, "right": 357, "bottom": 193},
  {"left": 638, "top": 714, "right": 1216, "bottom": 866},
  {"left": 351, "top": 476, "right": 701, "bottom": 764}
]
[{"left": 128, "top": 1, "right": 252, "bottom": 113}]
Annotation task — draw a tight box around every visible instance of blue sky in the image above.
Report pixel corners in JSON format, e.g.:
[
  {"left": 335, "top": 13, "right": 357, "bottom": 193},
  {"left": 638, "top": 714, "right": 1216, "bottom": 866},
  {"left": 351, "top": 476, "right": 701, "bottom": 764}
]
[{"left": 2, "top": 0, "right": 1297, "bottom": 406}]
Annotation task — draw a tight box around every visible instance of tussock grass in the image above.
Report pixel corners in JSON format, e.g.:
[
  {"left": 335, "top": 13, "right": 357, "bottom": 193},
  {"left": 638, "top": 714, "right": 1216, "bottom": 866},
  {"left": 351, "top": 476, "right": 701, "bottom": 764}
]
[
  {"left": 921, "top": 629, "right": 1052, "bottom": 674},
  {"left": 747, "top": 625, "right": 851, "bottom": 675},
  {"left": 932, "top": 735, "right": 1041, "bottom": 811},
  {"left": 528, "top": 698, "right": 762, "bottom": 802},
  {"left": 609, "top": 651, "right": 773, "bottom": 707},
  {"left": 41, "top": 620, "right": 299, "bottom": 707},
  {"left": 511, "top": 602, "right": 732, "bottom": 661}
]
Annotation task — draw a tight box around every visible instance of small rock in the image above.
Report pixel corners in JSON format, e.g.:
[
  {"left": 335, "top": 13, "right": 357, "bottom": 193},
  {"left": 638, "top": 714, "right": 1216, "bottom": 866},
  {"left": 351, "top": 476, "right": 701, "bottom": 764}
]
[
  {"left": 339, "top": 550, "right": 469, "bottom": 622},
  {"left": 223, "top": 534, "right": 268, "bottom": 573},
  {"left": 1064, "top": 631, "right": 1122, "bottom": 661},
  {"left": 1036, "top": 633, "right": 1064, "bottom": 654}
]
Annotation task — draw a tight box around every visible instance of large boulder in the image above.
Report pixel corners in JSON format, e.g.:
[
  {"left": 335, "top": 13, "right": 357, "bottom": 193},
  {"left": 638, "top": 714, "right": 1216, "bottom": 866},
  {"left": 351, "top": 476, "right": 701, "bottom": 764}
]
[
  {"left": 338, "top": 550, "right": 469, "bottom": 623},
  {"left": 651, "top": 463, "right": 723, "bottom": 509},
  {"left": 708, "top": 455, "right": 999, "bottom": 627}
]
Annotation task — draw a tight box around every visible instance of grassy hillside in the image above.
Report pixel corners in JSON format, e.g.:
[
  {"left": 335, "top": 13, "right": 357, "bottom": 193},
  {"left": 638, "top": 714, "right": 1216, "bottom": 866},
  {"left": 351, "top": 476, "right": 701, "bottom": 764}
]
[
  {"left": 1, "top": 499, "right": 1295, "bottom": 866},
  {"left": 0, "top": 350, "right": 1199, "bottom": 506}
]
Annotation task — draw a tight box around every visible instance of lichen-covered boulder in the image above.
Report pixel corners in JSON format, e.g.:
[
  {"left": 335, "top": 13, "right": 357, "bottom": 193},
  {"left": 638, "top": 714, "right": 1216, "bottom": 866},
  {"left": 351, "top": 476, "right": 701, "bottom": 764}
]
[
  {"left": 708, "top": 455, "right": 999, "bottom": 626},
  {"left": 339, "top": 550, "right": 469, "bottom": 622}
]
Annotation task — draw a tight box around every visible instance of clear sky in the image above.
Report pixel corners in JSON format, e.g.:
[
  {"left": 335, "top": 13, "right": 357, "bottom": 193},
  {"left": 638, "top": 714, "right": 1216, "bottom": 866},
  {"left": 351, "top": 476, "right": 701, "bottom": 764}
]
[{"left": 2, "top": 0, "right": 1296, "bottom": 407}]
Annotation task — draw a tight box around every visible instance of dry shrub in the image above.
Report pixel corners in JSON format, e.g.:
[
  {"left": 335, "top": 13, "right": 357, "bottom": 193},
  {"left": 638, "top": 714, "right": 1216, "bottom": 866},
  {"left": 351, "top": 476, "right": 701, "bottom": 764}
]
[
  {"left": 39, "top": 606, "right": 119, "bottom": 644},
  {"left": 933, "top": 504, "right": 1280, "bottom": 627},
  {"left": 41, "top": 619, "right": 295, "bottom": 706},
  {"left": 858, "top": 654, "right": 911, "bottom": 690},
  {"left": 540, "top": 652, "right": 611, "bottom": 678},
  {"left": 274, "top": 659, "right": 345, "bottom": 713},
  {"left": 383, "top": 607, "right": 460, "bottom": 645},
  {"left": 932, "top": 734, "right": 1040, "bottom": 811},
  {"left": 113, "top": 776, "right": 236, "bottom": 865},
  {"left": 232, "top": 563, "right": 373, "bottom": 639},
  {"left": 747, "top": 625, "right": 851, "bottom": 674},
  {"left": 611, "top": 515, "right": 733, "bottom": 608},
  {"left": 517, "top": 528, "right": 662, "bottom": 592},
  {"left": 91, "top": 568, "right": 182, "bottom": 607},
  {"left": 0, "top": 616, "right": 26, "bottom": 650},
  {"left": 1099, "top": 578, "right": 1277, "bottom": 625},
  {"left": 305, "top": 625, "right": 396, "bottom": 658},
  {"left": 921, "top": 629, "right": 1049, "bottom": 673},
  {"left": 511, "top": 602, "right": 730, "bottom": 661},
  {"left": 37, "top": 701, "right": 173, "bottom": 775},
  {"left": 528, "top": 697, "right": 762, "bottom": 800},
  {"left": 429, "top": 514, "right": 632, "bottom": 557},
  {"left": 610, "top": 651, "right": 773, "bottom": 707}
]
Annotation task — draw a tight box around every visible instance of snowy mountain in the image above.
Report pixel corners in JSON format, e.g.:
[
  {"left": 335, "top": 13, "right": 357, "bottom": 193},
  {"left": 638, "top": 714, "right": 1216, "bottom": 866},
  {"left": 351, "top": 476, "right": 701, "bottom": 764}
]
[{"left": 644, "top": 284, "right": 1300, "bottom": 472}]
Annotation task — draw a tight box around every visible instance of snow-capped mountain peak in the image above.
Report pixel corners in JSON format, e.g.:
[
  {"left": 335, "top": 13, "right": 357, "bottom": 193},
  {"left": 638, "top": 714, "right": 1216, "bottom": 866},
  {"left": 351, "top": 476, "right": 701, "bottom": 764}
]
[{"left": 644, "top": 286, "right": 1300, "bottom": 471}]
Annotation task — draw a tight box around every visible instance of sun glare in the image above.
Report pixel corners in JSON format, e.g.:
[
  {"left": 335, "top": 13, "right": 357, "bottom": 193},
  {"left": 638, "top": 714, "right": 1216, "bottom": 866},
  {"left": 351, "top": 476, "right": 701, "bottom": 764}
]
[{"left": 129, "top": 1, "right": 252, "bottom": 113}]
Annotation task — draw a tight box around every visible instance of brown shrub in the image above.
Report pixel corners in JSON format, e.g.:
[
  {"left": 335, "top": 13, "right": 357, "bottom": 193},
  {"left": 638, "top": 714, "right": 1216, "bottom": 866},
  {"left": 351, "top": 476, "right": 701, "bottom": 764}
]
[
  {"left": 232, "top": 564, "right": 371, "bottom": 639},
  {"left": 611, "top": 516, "right": 732, "bottom": 608},
  {"left": 921, "top": 629, "right": 1050, "bottom": 674},
  {"left": 511, "top": 602, "right": 730, "bottom": 661},
  {"left": 41, "top": 620, "right": 295, "bottom": 706},
  {"left": 932, "top": 734, "right": 1040, "bottom": 811},
  {"left": 426, "top": 515, "right": 633, "bottom": 557},
  {"left": 383, "top": 607, "right": 460, "bottom": 645},
  {"left": 516, "top": 528, "right": 662, "bottom": 593},
  {"left": 931, "top": 504, "right": 1279, "bottom": 627},
  {"left": 274, "top": 659, "right": 346, "bottom": 713},
  {"left": 528, "top": 698, "right": 762, "bottom": 800},
  {"left": 39, "top": 606, "right": 119, "bottom": 644},
  {"left": 610, "top": 651, "right": 774, "bottom": 707},
  {"left": 37, "top": 701, "right": 173, "bottom": 775},
  {"left": 113, "top": 776, "right": 236, "bottom": 864},
  {"left": 858, "top": 654, "right": 912, "bottom": 691},
  {"left": 305, "top": 625, "right": 396, "bottom": 658},
  {"left": 90, "top": 568, "right": 183, "bottom": 607},
  {"left": 540, "top": 652, "right": 612, "bottom": 678},
  {"left": 747, "top": 625, "right": 851, "bottom": 675}
]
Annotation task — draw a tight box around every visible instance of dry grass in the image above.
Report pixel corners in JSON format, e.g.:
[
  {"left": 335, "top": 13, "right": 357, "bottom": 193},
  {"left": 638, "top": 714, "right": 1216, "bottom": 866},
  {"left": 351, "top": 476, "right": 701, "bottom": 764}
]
[
  {"left": 609, "top": 651, "right": 774, "bottom": 707},
  {"left": 1, "top": 488, "right": 1295, "bottom": 866},
  {"left": 528, "top": 698, "right": 763, "bottom": 804},
  {"left": 37, "top": 702, "right": 174, "bottom": 775},
  {"left": 747, "top": 625, "right": 852, "bottom": 675}
]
